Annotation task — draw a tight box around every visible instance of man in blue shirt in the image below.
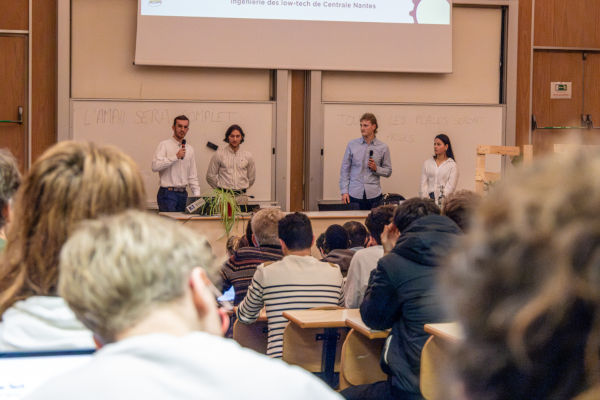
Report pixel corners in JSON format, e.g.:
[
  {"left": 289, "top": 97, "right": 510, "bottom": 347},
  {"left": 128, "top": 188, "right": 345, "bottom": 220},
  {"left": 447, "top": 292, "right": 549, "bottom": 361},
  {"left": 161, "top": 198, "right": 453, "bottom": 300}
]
[{"left": 340, "top": 113, "right": 392, "bottom": 210}]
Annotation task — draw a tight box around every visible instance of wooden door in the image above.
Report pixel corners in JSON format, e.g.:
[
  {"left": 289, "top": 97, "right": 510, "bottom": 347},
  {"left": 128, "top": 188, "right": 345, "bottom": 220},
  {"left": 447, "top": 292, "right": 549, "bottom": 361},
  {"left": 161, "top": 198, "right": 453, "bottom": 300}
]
[
  {"left": 531, "top": 51, "right": 584, "bottom": 155},
  {"left": 583, "top": 54, "right": 600, "bottom": 144},
  {"left": 0, "top": 35, "right": 28, "bottom": 172}
]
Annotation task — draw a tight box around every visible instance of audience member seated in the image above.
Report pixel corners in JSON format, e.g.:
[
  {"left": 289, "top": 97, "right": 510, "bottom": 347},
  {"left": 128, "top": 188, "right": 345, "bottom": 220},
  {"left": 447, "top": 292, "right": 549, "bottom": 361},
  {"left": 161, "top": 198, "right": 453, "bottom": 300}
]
[
  {"left": 343, "top": 221, "right": 370, "bottom": 251},
  {"left": 26, "top": 210, "right": 341, "bottom": 400},
  {"left": 237, "top": 212, "right": 344, "bottom": 359},
  {"left": 440, "top": 151, "right": 600, "bottom": 400},
  {"left": 0, "top": 149, "right": 21, "bottom": 252},
  {"left": 237, "top": 214, "right": 255, "bottom": 248},
  {"left": 341, "top": 198, "right": 461, "bottom": 400},
  {"left": 321, "top": 224, "right": 355, "bottom": 277},
  {"left": 344, "top": 205, "right": 395, "bottom": 308},
  {"left": 226, "top": 235, "right": 242, "bottom": 257},
  {"left": 221, "top": 208, "right": 285, "bottom": 306},
  {"left": 440, "top": 189, "right": 481, "bottom": 232},
  {"left": 316, "top": 232, "right": 327, "bottom": 258},
  {"left": 0, "top": 142, "right": 145, "bottom": 351}
]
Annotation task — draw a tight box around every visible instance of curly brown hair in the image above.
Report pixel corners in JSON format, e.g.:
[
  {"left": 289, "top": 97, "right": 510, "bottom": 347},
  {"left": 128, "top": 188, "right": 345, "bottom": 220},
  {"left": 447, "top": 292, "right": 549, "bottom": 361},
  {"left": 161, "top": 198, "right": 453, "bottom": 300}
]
[{"left": 441, "top": 151, "right": 600, "bottom": 400}]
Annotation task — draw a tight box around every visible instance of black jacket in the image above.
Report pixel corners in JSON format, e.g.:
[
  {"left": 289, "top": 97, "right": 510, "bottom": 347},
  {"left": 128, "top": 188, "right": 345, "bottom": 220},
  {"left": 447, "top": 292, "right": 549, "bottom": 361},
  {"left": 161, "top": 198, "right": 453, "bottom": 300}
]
[{"left": 360, "top": 214, "right": 461, "bottom": 396}]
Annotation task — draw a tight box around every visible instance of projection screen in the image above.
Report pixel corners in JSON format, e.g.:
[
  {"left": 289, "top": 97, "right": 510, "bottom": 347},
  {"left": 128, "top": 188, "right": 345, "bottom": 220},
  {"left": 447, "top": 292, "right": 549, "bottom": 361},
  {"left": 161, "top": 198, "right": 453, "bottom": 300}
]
[{"left": 135, "top": 0, "right": 452, "bottom": 72}]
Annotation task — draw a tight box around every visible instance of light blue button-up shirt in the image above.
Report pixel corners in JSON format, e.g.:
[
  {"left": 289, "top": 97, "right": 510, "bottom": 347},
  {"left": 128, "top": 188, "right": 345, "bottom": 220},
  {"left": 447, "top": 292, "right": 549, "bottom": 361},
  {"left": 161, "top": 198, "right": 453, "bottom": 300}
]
[{"left": 339, "top": 137, "right": 392, "bottom": 199}]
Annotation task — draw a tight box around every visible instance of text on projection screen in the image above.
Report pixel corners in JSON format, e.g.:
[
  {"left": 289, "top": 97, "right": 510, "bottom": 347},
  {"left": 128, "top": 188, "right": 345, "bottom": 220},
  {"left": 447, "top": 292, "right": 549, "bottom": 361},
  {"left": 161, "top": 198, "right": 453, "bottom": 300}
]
[{"left": 136, "top": 0, "right": 452, "bottom": 72}]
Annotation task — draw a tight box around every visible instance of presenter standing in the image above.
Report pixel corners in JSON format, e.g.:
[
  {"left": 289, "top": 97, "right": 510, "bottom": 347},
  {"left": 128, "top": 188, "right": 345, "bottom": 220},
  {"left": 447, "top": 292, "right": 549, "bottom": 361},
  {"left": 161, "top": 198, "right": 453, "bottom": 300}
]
[
  {"left": 151, "top": 115, "right": 201, "bottom": 212},
  {"left": 206, "top": 124, "right": 256, "bottom": 194},
  {"left": 340, "top": 113, "right": 392, "bottom": 210},
  {"left": 420, "top": 133, "right": 458, "bottom": 202}
]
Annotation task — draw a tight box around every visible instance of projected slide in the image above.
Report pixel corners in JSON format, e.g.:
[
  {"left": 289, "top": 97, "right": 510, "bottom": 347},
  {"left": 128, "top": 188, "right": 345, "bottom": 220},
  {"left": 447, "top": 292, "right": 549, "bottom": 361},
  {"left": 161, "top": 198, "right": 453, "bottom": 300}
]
[{"left": 142, "top": 0, "right": 451, "bottom": 25}]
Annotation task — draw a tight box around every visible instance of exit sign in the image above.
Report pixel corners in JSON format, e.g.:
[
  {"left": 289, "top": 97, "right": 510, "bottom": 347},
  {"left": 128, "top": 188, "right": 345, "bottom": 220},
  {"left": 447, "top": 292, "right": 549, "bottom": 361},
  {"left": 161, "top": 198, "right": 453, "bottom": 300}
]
[{"left": 551, "top": 82, "right": 572, "bottom": 99}]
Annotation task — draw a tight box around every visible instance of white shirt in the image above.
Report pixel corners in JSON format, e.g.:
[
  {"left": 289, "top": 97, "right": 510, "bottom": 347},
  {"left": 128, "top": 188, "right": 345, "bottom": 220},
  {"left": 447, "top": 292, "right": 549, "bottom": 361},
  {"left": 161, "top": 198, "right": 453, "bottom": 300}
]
[
  {"left": 420, "top": 157, "right": 458, "bottom": 201},
  {"left": 344, "top": 245, "right": 384, "bottom": 309},
  {"left": 26, "top": 332, "right": 342, "bottom": 400},
  {"left": 0, "top": 296, "right": 94, "bottom": 351},
  {"left": 151, "top": 137, "right": 201, "bottom": 195},
  {"left": 206, "top": 146, "right": 256, "bottom": 190}
]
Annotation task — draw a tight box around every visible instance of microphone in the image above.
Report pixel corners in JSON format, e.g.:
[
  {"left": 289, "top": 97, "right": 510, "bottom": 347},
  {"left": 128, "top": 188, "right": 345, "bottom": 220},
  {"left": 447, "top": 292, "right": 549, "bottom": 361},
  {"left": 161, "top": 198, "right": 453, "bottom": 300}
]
[{"left": 181, "top": 139, "right": 186, "bottom": 159}]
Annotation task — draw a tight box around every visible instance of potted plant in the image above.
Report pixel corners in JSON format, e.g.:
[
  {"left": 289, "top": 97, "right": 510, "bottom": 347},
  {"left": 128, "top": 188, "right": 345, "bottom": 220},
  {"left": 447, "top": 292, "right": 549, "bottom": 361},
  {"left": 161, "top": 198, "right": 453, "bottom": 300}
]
[{"left": 205, "top": 188, "right": 242, "bottom": 236}]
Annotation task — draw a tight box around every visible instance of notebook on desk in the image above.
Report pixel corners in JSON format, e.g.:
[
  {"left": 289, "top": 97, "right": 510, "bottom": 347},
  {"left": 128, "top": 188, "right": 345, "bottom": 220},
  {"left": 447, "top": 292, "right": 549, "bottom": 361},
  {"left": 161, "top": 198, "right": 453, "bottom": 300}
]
[{"left": 0, "top": 349, "right": 95, "bottom": 399}]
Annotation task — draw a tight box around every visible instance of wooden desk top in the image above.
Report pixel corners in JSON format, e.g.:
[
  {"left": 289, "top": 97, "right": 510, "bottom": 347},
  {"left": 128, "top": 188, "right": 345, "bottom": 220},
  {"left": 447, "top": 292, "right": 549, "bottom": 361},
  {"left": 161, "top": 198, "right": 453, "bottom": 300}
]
[
  {"left": 160, "top": 210, "right": 370, "bottom": 221},
  {"left": 345, "top": 314, "right": 390, "bottom": 339},
  {"left": 424, "top": 322, "right": 464, "bottom": 343},
  {"left": 282, "top": 309, "right": 360, "bottom": 328}
]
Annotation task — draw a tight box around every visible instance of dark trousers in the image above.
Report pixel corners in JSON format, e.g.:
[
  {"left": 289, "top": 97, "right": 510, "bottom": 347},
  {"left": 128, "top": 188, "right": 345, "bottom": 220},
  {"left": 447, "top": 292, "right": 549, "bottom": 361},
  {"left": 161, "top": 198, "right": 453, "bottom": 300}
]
[
  {"left": 157, "top": 187, "right": 188, "bottom": 212},
  {"left": 340, "top": 380, "right": 423, "bottom": 400},
  {"left": 349, "top": 192, "right": 383, "bottom": 210}
]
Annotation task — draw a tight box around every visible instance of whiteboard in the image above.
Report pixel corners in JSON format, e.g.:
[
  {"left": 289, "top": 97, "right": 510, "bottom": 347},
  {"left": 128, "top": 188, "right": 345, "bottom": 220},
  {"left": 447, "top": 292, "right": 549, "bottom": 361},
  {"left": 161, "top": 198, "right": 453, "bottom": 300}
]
[
  {"left": 71, "top": 100, "right": 275, "bottom": 206},
  {"left": 323, "top": 104, "right": 504, "bottom": 200}
]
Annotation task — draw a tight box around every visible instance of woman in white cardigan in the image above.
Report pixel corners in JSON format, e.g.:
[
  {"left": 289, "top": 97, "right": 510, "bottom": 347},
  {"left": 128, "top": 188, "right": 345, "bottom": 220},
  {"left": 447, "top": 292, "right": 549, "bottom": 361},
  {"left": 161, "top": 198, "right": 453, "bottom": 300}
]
[{"left": 420, "top": 134, "right": 458, "bottom": 202}]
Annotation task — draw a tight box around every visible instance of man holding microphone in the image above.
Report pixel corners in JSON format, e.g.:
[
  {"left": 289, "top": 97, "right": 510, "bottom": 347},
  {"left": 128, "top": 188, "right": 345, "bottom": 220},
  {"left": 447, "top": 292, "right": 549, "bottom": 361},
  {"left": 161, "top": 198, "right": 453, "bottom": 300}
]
[
  {"left": 152, "top": 115, "right": 201, "bottom": 212},
  {"left": 339, "top": 113, "right": 392, "bottom": 210}
]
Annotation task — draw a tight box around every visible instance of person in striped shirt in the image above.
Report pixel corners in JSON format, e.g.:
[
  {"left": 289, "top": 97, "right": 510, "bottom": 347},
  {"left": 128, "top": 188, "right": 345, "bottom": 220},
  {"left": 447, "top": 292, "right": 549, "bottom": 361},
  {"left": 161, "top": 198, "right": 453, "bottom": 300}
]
[
  {"left": 221, "top": 208, "right": 285, "bottom": 306},
  {"left": 237, "top": 212, "right": 344, "bottom": 358}
]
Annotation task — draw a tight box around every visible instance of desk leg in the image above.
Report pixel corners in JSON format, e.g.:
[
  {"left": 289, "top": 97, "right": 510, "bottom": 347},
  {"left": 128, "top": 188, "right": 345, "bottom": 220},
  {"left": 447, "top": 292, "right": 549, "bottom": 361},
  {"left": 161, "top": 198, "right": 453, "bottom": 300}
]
[{"left": 321, "top": 327, "right": 338, "bottom": 388}]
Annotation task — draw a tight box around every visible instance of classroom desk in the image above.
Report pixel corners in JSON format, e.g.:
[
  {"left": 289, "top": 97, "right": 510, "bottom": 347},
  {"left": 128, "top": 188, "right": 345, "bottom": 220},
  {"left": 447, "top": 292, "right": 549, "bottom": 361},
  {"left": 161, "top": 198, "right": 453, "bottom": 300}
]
[
  {"left": 282, "top": 309, "right": 359, "bottom": 388},
  {"left": 345, "top": 314, "right": 390, "bottom": 340},
  {"left": 159, "top": 211, "right": 369, "bottom": 261},
  {"left": 423, "top": 322, "right": 463, "bottom": 343}
]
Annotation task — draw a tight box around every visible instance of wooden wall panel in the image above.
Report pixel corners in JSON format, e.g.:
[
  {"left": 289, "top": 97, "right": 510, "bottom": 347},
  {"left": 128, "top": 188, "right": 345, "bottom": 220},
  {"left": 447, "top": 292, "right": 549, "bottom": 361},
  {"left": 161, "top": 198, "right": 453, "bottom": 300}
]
[
  {"left": 0, "top": 0, "right": 28, "bottom": 30},
  {"left": 535, "top": 0, "right": 600, "bottom": 48},
  {"left": 516, "top": 0, "right": 532, "bottom": 147},
  {"left": 290, "top": 71, "right": 306, "bottom": 211},
  {"left": 31, "top": 0, "right": 58, "bottom": 163}
]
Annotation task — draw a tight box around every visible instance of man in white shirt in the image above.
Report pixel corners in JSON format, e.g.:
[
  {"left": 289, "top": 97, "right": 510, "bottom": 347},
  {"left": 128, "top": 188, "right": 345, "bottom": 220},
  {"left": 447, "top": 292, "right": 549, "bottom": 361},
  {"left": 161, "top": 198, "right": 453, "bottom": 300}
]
[
  {"left": 26, "top": 211, "right": 342, "bottom": 400},
  {"left": 206, "top": 124, "right": 256, "bottom": 194},
  {"left": 344, "top": 205, "right": 395, "bottom": 308},
  {"left": 151, "top": 115, "right": 201, "bottom": 211}
]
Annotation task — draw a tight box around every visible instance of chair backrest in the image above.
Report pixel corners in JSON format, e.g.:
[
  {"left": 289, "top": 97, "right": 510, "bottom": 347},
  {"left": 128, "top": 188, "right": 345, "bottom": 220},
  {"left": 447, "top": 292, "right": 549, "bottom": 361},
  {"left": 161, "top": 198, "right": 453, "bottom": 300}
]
[
  {"left": 420, "top": 335, "right": 448, "bottom": 400},
  {"left": 339, "top": 329, "right": 387, "bottom": 390},
  {"left": 281, "top": 306, "right": 347, "bottom": 373},
  {"left": 232, "top": 319, "right": 268, "bottom": 354}
]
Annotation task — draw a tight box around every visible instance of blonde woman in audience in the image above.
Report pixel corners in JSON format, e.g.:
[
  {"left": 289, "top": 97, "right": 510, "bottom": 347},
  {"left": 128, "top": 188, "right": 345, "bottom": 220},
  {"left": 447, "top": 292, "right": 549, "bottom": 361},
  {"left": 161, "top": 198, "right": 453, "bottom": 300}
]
[
  {"left": 441, "top": 150, "right": 600, "bottom": 400},
  {"left": 0, "top": 141, "right": 145, "bottom": 351},
  {"left": 0, "top": 149, "right": 21, "bottom": 252}
]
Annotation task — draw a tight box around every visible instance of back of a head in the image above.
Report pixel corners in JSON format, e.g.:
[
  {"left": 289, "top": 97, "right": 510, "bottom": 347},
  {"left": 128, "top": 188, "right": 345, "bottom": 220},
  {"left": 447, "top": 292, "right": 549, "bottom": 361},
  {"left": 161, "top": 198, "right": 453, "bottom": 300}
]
[
  {"left": 441, "top": 190, "right": 481, "bottom": 232},
  {"left": 365, "top": 205, "right": 396, "bottom": 245},
  {"left": 278, "top": 212, "right": 313, "bottom": 251},
  {"left": 58, "top": 210, "right": 215, "bottom": 344},
  {"left": 0, "top": 141, "right": 146, "bottom": 314},
  {"left": 393, "top": 197, "right": 440, "bottom": 232},
  {"left": 251, "top": 208, "right": 285, "bottom": 246},
  {"left": 342, "top": 221, "right": 368, "bottom": 248},
  {"left": 324, "top": 224, "right": 350, "bottom": 252},
  {"left": 0, "top": 149, "right": 21, "bottom": 229},
  {"left": 441, "top": 151, "right": 600, "bottom": 400}
]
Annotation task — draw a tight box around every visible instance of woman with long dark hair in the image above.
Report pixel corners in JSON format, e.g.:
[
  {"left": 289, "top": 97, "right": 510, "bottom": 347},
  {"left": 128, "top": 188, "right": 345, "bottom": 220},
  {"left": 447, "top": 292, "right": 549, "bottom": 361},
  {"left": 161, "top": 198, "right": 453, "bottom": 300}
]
[{"left": 420, "top": 133, "right": 458, "bottom": 202}]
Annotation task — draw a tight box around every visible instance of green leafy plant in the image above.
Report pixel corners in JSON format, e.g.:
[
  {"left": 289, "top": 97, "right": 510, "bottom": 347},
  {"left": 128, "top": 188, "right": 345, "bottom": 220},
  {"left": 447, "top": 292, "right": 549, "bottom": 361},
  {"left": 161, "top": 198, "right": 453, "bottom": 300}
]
[{"left": 205, "top": 188, "right": 241, "bottom": 236}]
